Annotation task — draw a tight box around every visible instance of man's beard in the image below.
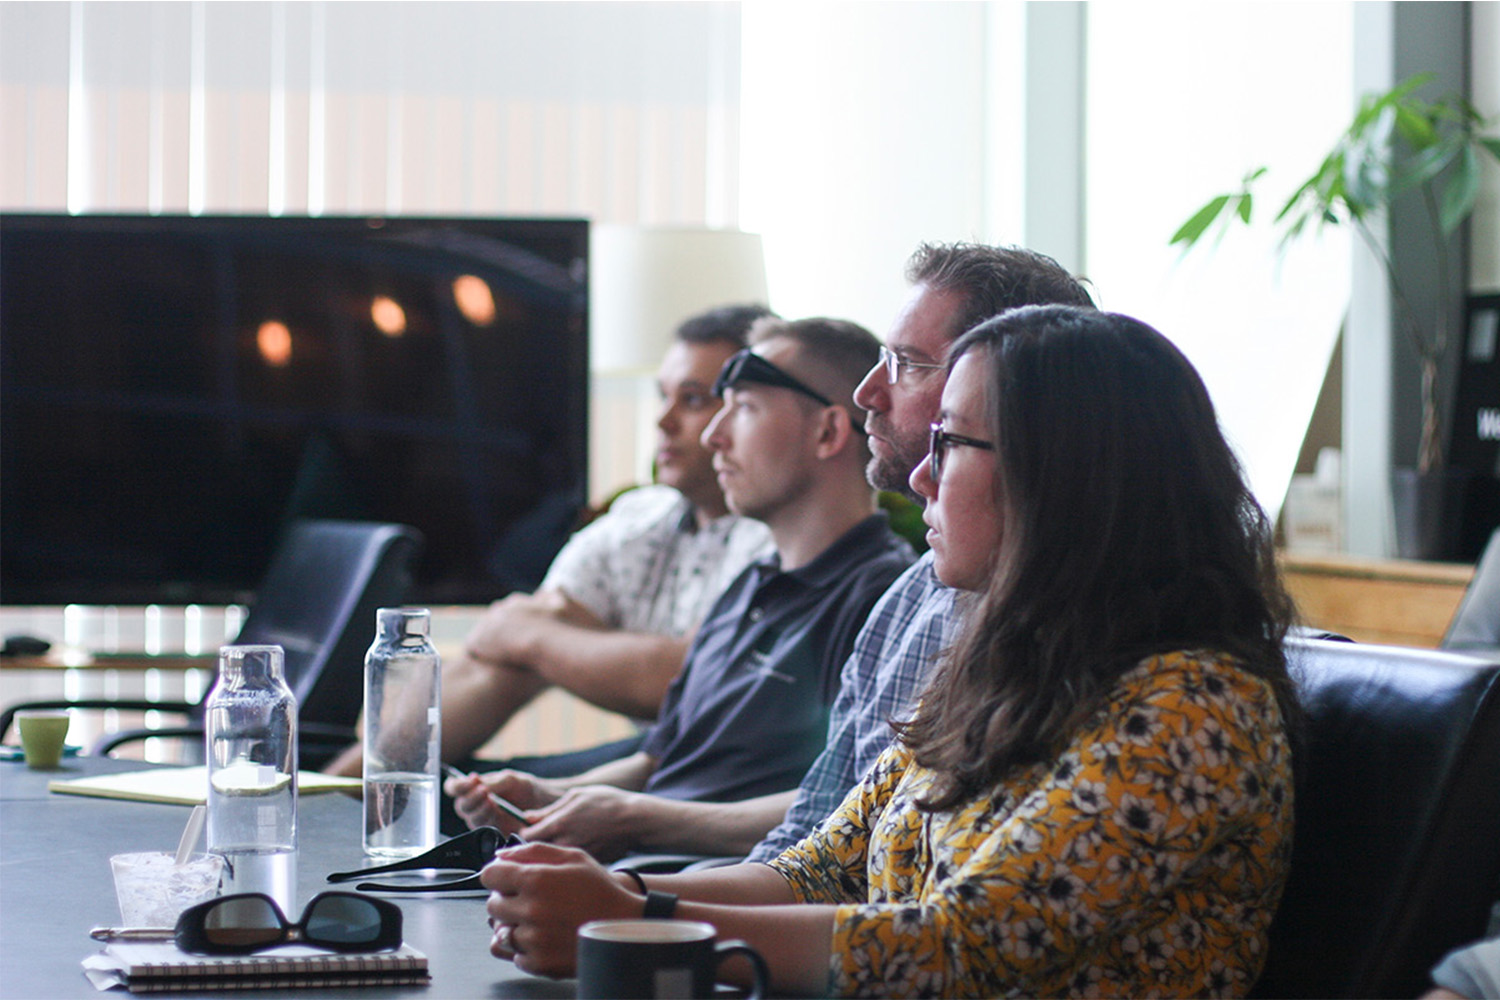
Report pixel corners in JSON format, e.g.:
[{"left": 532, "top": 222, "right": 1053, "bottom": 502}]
[{"left": 866, "top": 447, "right": 923, "bottom": 501}]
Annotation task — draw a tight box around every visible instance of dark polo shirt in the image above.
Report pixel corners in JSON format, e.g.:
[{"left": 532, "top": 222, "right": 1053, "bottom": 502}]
[{"left": 641, "top": 514, "right": 914, "bottom": 803}]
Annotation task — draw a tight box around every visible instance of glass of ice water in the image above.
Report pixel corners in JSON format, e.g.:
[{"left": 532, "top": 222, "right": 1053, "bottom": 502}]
[{"left": 110, "top": 851, "right": 223, "bottom": 927}]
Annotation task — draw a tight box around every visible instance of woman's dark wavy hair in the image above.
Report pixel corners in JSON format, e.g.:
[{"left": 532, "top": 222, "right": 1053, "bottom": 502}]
[{"left": 898, "top": 305, "right": 1300, "bottom": 812}]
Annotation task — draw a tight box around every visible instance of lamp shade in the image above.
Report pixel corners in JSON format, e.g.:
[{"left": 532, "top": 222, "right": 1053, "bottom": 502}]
[{"left": 590, "top": 225, "right": 770, "bottom": 373}]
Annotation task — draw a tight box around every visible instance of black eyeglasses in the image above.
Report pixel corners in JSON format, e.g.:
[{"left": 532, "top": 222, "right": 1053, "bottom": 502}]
[
  {"left": 878, "top": 345, "right": 946, "bottom": 384},
  {"left": 929, "top": 422, "right": 994, "bottom": 482},
  {"left": 174, "top": 891, "right": 403, "bottom": 955},
  {"left": 713, "top": 349, "right": 833, "bottom": 406}
]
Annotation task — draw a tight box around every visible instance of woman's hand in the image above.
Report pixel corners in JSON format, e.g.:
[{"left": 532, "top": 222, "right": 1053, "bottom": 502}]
[{"left": 481, "top": 841, "right": 642, "bottom": 977}]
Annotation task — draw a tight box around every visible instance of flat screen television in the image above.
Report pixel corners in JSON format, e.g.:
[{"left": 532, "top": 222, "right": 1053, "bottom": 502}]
[{"left": 1, "top": 213, "right": 590, "bottom": 606}]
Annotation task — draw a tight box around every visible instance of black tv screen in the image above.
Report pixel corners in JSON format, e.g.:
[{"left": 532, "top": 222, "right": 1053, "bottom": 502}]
[{"left": 1, "top": 213, "right": 590, "bottom": 606}]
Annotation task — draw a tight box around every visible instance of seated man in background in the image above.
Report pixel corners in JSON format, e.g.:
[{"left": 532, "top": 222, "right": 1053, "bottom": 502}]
[
  {"left": 325, "top": 304, "right": 775, "bottom": 779},
  {"left": 448, "top": 316, "right": 914, "bottom": 861}
]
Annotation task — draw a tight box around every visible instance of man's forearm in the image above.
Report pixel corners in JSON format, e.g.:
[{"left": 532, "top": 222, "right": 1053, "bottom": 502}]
[
  {"left": 619, "top": 790, "right": 797, "bottom": 857},
  {"left": 555, "top": 751, "right": 660, "bottom": 792},
  {"left": 526, "top": 627, "right": 691, "bottom": 720},
  {"left": 440, "top": 653, "right": 548, "bottom": 761}
]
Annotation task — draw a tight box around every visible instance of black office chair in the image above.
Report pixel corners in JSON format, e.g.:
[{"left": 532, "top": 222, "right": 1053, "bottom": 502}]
[
  {"left": 0, "top": 520, "right": 422, "bottom": 769},
  {"left": 1251, "top": 637, "right": 1500, "bottom": 998},
  {"left": 1443, "top": 526, "right": 1500, "bottom": 651}
]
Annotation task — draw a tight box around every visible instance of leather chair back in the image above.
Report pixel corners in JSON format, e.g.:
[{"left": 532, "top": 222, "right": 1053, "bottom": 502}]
[
  {"left": 1253, "top": 638, "right": 1500, "bottom": 998},
  {"left": 231, "top": 519, "right": 422, "bottom": 729}
]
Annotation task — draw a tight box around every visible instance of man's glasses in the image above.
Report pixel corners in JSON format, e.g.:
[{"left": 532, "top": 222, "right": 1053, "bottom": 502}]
[
  {"left": 878, "top": 345, "right": 946, "bottom": 384},
  {"left": 174, "top": 891, "right": 403, "bottom": 955},
  {"left": 713, "top": 348, "right": 833, "bottom": 405},
  {"left": 929, "top": 422, "right": 994, "bottom": 483},
  {"left": 712, "top": 349, "right": 867, "bottom": 436}
]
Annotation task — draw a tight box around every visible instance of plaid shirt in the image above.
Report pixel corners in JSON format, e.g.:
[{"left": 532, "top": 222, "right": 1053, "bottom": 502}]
[{"left": 747, "top": 551, "right": 954, "bottom": 863}]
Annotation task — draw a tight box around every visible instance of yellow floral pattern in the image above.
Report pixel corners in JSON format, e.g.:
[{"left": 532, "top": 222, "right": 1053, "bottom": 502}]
[{"left": 768, "top": 650, "right": 1293, "bottom": 998}]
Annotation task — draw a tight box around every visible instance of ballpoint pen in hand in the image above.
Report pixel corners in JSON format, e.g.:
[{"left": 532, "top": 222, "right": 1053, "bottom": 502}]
[{"left": 441, "top": 763, "right": 530, "bottom": 827}]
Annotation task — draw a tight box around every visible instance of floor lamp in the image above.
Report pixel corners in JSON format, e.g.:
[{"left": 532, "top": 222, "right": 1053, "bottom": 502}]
[{"left": 588, "top": 225, "right": 770, "bottom": 497}]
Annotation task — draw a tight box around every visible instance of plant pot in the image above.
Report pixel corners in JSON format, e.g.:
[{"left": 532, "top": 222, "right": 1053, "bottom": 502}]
[{"left": 1392, "top": 467, "right": 1471, "bottom": 561}]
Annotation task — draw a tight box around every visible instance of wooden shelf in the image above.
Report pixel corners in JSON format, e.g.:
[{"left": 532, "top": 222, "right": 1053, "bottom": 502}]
[{"left": 1279, "top": 551, "right": 1475, "bottom": 648}]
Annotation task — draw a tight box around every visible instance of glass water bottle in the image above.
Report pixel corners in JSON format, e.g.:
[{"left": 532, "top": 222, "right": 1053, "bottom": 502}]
[
  {"left": 205, "top": 644, "right": 298, "bottom": 911},
  {"left": 363, "top": 608, "right": 442, "bottom": 859}
]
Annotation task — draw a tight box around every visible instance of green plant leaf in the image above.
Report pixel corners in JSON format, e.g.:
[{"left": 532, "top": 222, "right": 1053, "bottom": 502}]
[
  {"left": 1236, "top": 192, "right": 1253, "bottom": 223},
  {"left": 1439, "top": 145, "right": 1480, "bottom": 235},
  {"left": 1388, "top": 72, "right": 1436, "bottom": 104},
  {"left": 1480, "top": 137, "right": 1500, "bottom": 162},
  {"left": 1170, "top": 194, "right": 1231, "bottom": 246},
  {"left": 1394, "top": 104, "right": 1439, "bottom": 149}
]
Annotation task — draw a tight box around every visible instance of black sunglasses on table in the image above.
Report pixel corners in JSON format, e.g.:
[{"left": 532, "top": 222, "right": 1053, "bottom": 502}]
[
  {"left": 174, "top": 891, "right": 403, "bottom": 955},
  {"left": 712, "top": 348, "right": 866, "bottom": 435}
]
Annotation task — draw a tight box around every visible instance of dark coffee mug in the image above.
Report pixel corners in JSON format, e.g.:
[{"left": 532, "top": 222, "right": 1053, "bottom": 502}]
[{"left": 576, "top": 919, "right": 769, "bottom": 999}]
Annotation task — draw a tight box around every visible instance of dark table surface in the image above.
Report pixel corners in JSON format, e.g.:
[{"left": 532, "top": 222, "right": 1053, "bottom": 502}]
[{"left": 0, "top": 756, "right": 574, "bottom": 999}]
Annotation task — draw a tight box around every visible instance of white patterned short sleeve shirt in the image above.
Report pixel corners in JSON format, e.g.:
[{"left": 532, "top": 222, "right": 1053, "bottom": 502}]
[{"left": 540, "top": 485, "right": 773, "bottom": 637}]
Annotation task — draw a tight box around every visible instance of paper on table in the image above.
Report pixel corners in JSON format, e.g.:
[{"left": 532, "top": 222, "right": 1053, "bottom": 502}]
[{"left": 49, "top": 766, "right": 360, "bottom": 806}]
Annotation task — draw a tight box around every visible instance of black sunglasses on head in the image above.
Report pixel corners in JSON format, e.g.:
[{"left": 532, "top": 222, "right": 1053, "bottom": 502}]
[
  {"left": 712, "top": 349, "right": 834, "bottom": 406},
  {"left": 174, "top": 891, "right": 403, "bottom": 955},
  {"left": 712, "top": 349, "right": 867, "bottom": 435}
]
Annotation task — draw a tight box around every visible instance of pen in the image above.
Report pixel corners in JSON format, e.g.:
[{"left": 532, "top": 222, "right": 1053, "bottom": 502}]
[
  {"left": 91, "top": 927, "right": 176, "bottom": 942},
  {"left": 441, "top": 763, "right": 531, "bottom": 827}
]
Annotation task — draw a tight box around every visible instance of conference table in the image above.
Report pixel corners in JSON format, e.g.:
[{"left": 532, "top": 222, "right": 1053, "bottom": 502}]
[{"left": 0, "top": 755, "right": 574, "bottom": 999}]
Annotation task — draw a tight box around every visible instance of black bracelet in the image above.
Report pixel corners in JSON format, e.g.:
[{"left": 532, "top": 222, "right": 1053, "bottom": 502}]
[
  {"left": 643, "top": 889, "right": 679, "bottom": 919},
  {"left": 618, "top": 868, "right": 648, "bottom": 895}
]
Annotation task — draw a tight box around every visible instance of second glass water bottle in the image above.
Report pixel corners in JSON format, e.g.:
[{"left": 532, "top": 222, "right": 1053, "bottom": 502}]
[{"left": 363, "top": 607, "right": 442, "bottom": 859}]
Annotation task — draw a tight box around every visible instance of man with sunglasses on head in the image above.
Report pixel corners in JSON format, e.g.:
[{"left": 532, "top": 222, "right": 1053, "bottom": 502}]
[
  {"left": 448, "top": 317, "right": 914, "bottom": 861},
  {"left": 326, "top": 305, "right": 775, "bottom": 782}
]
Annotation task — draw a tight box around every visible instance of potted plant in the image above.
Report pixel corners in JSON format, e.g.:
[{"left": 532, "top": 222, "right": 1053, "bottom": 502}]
[{"left": 1171, "top": 73, "right": 1500, "bottom": 558}]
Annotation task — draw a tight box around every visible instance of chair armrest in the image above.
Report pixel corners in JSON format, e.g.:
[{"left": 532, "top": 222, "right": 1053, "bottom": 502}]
[
  {"left": 298, "top": 722, "right": 358, "bottom": 745},
  {"left": 92, "top": 725, "right": 206, "bottom": 757},
  {"left": 2, "top": 699, "right": 197, "bottom": 741},
  {"left": 94, "top": 722, "right": 358, "bottom": 759}
]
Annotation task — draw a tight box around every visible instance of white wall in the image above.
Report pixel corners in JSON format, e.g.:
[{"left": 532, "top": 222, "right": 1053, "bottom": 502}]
[
  {"left": 739, "top": 1, "right": 1016, "bottom": 336},
  {"left": 1084, "top": 2, "right": 1354, "bottom": 519}
]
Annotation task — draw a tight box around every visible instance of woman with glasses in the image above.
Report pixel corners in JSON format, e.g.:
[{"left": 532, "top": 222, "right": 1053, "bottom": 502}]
[{"left": 482, "top": 304, "right": 1299, "bottom": 999}]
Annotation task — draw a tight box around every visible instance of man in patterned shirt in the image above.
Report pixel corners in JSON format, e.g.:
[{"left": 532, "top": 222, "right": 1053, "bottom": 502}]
[{"left": 325, "top": 304, "right": 774, "bottom": 779}]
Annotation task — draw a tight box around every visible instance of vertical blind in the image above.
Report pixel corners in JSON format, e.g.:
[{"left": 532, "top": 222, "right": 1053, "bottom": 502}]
[{"left": 0, "top": 0, "right": 744, "bottom": 226}]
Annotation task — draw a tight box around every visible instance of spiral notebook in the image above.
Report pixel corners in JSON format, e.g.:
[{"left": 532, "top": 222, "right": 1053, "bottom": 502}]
[{"left": 81, "top": 941, "right": 429, "bottom": 993}]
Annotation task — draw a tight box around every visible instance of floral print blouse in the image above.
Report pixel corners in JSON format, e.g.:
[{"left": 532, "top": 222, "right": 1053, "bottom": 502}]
[{"left": 767, "top": 650, "right": 1293, "bottom": 998}]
